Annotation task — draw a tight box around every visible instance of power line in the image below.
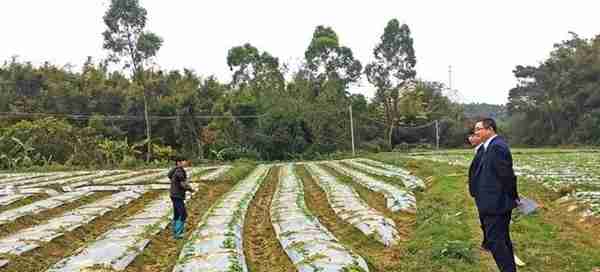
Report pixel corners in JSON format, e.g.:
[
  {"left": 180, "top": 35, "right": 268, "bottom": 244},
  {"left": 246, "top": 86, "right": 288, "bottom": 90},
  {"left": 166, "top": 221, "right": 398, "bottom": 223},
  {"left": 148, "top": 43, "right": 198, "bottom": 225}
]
[
  {"left": 0, "top": 112, "right": 268, "bottom": 121},
  {"left": 354, "top": 114, "right": 438, "bottom": 129}
]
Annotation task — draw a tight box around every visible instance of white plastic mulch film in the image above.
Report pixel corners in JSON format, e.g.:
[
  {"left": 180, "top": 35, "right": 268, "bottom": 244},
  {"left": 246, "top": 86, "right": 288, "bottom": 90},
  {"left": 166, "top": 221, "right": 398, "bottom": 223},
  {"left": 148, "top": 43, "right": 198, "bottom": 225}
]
[
  {"left": 41, "top": 168, "right": 218, "bottom": 271},
  {"left": 346, "top": 159, "right": 425, "bottom": 190},
  {"left": 21, "top": 170, "right": 124, "bottom": 189},
  {"left": 272, "top": 164, "right": 369, "bottom": 272},
  {"left": 574, "top": 191, "right": 600, "bottom": 216},
  {"left": 0, "top": 171, "right": 89, "bottom": 188},
  {"left": 0, "top": 194, "right": 30, "bottom": 206},
  {"left": 200, "top": 165, "right": 234, "bottom": 181},
  {"left": 0, "top": 190, "right": 145, "bottom": 267},
  {"left": 305, "top": 163, "right": 400, "bottom": 247},
  {"left": 64, "top": 169, "right": 161, "bottom": 189},
  {"left": 46, "top": 193, "right": 174, "bottom": 272},
  {"left": 327, "top": 161, "right": 416, "bottom": 213},
  {"left": 0, "top": 191, "right": 94, "bottom": 225},
  {"left": 171, "top": 165, "right": 270, "bottom": 272}
]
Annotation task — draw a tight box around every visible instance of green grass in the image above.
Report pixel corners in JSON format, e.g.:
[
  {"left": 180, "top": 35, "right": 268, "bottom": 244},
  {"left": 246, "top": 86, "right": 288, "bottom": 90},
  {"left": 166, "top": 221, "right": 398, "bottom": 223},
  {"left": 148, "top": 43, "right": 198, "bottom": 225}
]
[{"left": 369, "top": 152, "right": 600, "bottom": 272}]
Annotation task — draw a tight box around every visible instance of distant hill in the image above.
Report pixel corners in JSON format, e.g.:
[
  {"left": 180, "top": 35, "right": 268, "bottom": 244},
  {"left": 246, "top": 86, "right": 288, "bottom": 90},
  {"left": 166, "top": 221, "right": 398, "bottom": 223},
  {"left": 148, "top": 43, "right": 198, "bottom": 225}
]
[{"left": 462, "top": 103, "right": 507, "bottom": 121}]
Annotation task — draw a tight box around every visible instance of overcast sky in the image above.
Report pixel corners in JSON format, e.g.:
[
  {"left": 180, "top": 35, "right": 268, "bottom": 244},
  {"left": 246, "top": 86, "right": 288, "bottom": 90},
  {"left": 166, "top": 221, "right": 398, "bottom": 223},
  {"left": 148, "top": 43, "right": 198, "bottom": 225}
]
[{"left": 1, "top": 1, "right": 599, "bottom": 105}]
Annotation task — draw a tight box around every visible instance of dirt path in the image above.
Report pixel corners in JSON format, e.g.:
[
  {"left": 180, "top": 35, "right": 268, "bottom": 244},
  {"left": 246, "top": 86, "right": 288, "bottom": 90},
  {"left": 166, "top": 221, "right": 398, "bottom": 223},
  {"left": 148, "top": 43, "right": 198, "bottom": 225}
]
[{"left": 243, "top": 166, "right": 296, "bottom": 272}]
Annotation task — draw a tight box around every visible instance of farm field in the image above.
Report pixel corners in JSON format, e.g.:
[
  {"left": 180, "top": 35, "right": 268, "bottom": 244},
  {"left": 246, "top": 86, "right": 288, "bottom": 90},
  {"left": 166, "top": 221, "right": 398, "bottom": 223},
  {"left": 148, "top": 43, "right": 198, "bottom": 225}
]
[
  {"left": 1, "top": 150, "right": 599, "bottom": 271},
  {"left": 406, "top": 149, "right": 600, "bottom": 217},
  {"left": 371, "top": 150, "right": 600, "bottom": 272},
  {"left": 0, "top": 158, "right": 419, "bottom": 272}
]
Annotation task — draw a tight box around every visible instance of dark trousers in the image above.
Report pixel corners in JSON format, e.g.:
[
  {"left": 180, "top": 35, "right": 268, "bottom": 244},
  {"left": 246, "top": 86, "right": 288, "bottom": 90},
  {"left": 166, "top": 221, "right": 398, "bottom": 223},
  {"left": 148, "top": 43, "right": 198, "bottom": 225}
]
[
  {"left": 479, "top": 212, "right": 489, "bottom": 249},
  {"left": 171, "top": 197, "right": 187, "bottom": 221},
  {"left": 482, "top": 211, "right": 516, "bottom": 272}
]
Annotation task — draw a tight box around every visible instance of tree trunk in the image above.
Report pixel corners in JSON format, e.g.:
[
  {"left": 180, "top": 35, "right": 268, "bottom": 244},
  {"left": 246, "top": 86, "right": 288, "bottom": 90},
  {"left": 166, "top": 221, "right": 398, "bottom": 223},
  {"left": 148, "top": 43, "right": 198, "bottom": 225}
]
[
  {"left": 388, "top": 122, "right": 396, "bottom": 151},
  {"left": 197, "top": 127, "right": 204, "bottom": 160},
  {"left": 143, "top": 93, "right": 151, "bottom": 162},
  {"left": 197, "top": 138, "right": 204, "bottom": 160}
]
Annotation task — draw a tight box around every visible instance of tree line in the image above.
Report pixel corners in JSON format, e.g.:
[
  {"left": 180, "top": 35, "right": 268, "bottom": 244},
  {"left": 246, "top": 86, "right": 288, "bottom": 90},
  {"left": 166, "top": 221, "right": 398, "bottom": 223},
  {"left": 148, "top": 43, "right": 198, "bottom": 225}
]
[
  {"left": 0, "top": 0, "right": 471, "bottom": 169},
  {"left": 507, "top": 32, "right": 600, "bottom": 146}
]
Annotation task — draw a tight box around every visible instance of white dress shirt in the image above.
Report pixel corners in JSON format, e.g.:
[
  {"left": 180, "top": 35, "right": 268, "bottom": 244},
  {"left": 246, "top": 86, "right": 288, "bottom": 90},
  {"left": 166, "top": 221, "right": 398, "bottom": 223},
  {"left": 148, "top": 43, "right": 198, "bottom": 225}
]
[
  {"left": 474, "top": 143, "right": 483, "bottom": 153},
  {"left": 483, "top": 134, "right": 498, "bottom": 151}
]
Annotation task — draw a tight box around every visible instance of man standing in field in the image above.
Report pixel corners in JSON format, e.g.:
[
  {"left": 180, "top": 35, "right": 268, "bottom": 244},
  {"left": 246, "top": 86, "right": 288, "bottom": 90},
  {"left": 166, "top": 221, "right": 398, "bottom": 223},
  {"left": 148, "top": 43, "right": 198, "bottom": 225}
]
[
  {"left": 467, "top": 133, "right": 489, "bottom": 252},
  {"left": 168, "top": 156, "right": 194, "bottom": 239},
  {"left": 471, "top": 118, "right": 520, "bottom": 272}
]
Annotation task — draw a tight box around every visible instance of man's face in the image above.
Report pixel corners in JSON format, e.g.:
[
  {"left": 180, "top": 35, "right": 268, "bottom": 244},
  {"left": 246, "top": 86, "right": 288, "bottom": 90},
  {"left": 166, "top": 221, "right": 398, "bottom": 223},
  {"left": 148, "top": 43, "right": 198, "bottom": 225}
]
[
  {"left": 177, "top": 160, "right": 190, "bottom": 167},
  {"left": 474, "top": 121, "right": 493, "bottom": 141}
]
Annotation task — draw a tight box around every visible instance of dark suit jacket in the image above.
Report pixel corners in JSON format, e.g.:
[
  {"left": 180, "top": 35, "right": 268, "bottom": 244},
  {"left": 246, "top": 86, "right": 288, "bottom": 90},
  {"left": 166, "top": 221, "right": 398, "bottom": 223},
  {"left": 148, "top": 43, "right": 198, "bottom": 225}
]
[
  {"left": 472, "top": 136, "right": 519, "bottom": 215},
  {"left": 468, "top": 145, "right": 484, "bottom": 198}
]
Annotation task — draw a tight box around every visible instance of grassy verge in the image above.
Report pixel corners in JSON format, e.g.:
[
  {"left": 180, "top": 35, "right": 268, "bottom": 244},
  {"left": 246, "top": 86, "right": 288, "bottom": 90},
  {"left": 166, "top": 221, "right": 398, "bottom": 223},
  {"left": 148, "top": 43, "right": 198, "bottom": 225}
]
[
  {"left": 243, "top": 166, "right": 296, "bottom": 272},
  {"left": 296, "top": 165, "right": 406, "bottom": 272},
  {"left": 370, "top": 152, "right": 600, "bottom": 272}
]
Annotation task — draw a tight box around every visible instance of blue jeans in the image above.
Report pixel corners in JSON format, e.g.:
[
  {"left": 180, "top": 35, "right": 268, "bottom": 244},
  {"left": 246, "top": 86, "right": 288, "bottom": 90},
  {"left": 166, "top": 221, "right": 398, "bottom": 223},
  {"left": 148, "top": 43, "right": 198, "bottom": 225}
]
[{"left": 171, "top": 197, "right": 187, "bottom": 221}]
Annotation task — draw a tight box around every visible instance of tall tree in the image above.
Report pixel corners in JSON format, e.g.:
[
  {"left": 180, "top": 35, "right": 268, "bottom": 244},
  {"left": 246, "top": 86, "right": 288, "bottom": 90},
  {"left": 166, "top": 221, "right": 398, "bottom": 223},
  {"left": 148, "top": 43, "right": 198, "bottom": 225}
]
[
  {"left": 365, "top": 19, "right": 417, "bottom": 148},
  {"left": 102, "top": 0, "right": 163, "bottom": 161},
  {"left": 304, "top": 26, "right": 362, "bottom": 98},
  {"left": 227, "top": 43, "right": 284, "bottom": 95}
]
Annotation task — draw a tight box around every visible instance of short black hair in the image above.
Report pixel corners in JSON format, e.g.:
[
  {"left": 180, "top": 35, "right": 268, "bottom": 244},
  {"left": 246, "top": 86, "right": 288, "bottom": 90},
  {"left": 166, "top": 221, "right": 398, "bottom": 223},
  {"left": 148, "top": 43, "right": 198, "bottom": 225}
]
[
  {"left": 477, "top": 117, "right": 497, "bottom": 132},
  {"left": 464, "top": 134, "right": 473, "bottom": 145},
  {"left": 172, "top": 156, "right": 187, "bottom": 164}
]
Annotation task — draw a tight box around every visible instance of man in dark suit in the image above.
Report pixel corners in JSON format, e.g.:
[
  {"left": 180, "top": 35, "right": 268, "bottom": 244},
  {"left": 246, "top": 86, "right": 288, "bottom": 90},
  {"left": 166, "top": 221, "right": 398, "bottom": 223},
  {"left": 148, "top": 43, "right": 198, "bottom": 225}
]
[
  {"left": 467, "top": 133, "right": 489, "bottom": 252},
  {"left": 472, "top": 118, "right": 520, "bottom": 272}
]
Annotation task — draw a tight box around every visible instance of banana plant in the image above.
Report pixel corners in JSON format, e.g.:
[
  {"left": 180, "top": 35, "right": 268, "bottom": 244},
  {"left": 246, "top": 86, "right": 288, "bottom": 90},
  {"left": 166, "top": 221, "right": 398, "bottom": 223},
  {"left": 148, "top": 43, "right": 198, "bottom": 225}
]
[
  {"left": 98, "top": 138, "right": 141, "bottom": 166},
  {"left": 151, "top": 143, "right": 174, "bottom": 161},
  {"left": 0, "top": 136, "right": 38, "bottom": 169}
]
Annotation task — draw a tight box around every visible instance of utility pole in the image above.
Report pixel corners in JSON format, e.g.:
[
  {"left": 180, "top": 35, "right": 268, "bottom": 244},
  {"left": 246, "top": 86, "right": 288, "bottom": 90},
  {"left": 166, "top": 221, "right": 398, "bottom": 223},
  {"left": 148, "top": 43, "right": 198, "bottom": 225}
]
[
  {"left": 435, "top": 120, "right": 440, "bottom": 150},
  {"left": 144, "top": 69, "right": 152, "bottom": 163},
  {"left": 349, "top": 105, "right": 356, "bottom": 157},
  {"left": 448, "top": 65, "right": 452, "bottom": 91}
]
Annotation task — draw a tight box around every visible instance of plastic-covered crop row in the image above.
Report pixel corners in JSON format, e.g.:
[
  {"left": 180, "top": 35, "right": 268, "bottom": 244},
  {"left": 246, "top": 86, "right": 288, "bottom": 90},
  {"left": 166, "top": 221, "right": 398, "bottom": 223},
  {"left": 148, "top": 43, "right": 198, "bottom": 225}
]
[
  {"left": 20, "top": 170, "right": 124, "bottom": 189},
  {"left": 272, "top": 164, "right": 369, "bottom": 272},
  {"left": 1, "top": 172, "right": 91, "bottom": 188},
  {"left": 64, "top": 170, "right": 161, "bottom": 189},
  {"left": 172, "top": 165, "right": 270, "bottom": 272},
  {"left": 0, "top": 191, "right": 94, "bottom": 225},
  {"left": 573, "top": 191, "right": 600, "bottom": 216},
  {"left": 0, "top": 173, "right": 53, "bottom": 185},
  {"left": 326, "top": 161, "right": 416, "bottom": 213},
  {"left": 305, "top": 163, "right": 400, "bottom": 247},
  {"left": 346, "top": 159, "right": 425, "bottom": 190},
  {"left": 200, "top": 165, "right": 234, "bottom": 181},
  {"left": 0, "top": 190, "right": 145, "bottom": 268}
]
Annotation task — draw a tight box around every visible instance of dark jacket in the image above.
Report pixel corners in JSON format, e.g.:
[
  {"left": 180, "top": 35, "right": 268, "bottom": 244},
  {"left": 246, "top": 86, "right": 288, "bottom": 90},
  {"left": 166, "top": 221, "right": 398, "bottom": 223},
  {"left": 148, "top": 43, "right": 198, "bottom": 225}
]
[
  {"left": 472, "top": 136, "right": 519, "bottom": 215},
  {"left": 468, "top": 145, "right": 484, "bottom": 197},
  {"left": 169, "top": 166, "right": 192, "bottom": 199}
]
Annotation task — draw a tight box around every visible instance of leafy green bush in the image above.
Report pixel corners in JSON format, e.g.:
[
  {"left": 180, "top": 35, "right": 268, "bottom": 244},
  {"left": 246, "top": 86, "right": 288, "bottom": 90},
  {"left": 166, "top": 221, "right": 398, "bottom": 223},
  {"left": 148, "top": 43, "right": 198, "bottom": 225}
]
[
  {"left": 1, "top": 117, "right": 75, "bottom": 164},
  {"left": 431, "top": 240, "right": 476, "bottom": 263},
  {"left": 0, "top": 136, "right": 38, "bottom": 169},
  {"left": 211, "top": 146, "right": 260, "bottom": 161}
]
